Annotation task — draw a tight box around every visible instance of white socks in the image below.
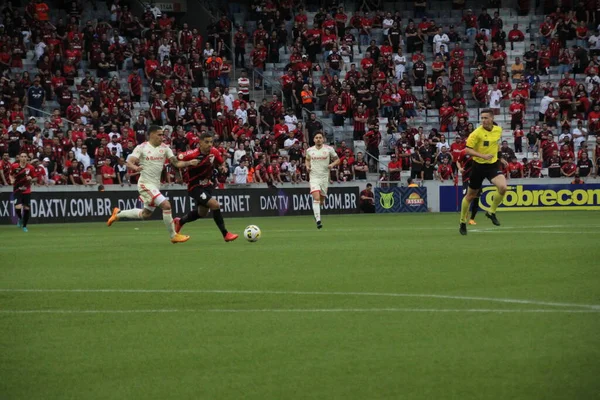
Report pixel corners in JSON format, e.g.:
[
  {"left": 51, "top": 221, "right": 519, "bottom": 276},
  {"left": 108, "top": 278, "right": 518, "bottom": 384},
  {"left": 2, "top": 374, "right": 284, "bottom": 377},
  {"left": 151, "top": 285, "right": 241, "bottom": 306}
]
[
  {"left": 162, "top": 210, "right": 176, "bottom": 238},
  {"left": 116, "top": 208, "right": 176, "bottom": 238},
  {"left": 312, "top": 200, "right": 321, "bottom": 222},
  {"left": 117, "top": 208, "right": 143, "bottom": 220}
]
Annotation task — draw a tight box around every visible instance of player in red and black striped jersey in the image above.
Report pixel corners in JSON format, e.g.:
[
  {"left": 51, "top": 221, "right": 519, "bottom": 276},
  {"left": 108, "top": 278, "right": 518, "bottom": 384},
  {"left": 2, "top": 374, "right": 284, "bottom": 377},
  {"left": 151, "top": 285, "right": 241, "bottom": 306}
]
[
  {"left": 10, "top": 153, "right": 36, "bottom": 231},
  {"left": 174, "top": 132, "right": 238, "bottom": 242},
  {"left": 456, "top": 149, "right": 480, "bottom": 225}
]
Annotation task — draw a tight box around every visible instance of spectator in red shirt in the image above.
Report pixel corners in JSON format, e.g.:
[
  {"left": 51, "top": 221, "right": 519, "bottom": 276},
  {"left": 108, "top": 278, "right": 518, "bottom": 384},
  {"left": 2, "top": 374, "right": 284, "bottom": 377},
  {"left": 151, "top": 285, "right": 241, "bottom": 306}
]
[
  {"left": 507, "top": 156, "right": 524, "bottom": 178},
  {"left": 538, "top": 44, "right": 551, "bottom": 75},
  {"left": 99, "top": 159, "right": 116, "bottom": 185},
  {"left": 508, "top": 24, "right": 524, "bottom": 50},
  {"left": 387, "top": 154, "right": 402, "bottom": 181},
  {"left": 436, "top": 158, "right": 453, "bottom": 182},
  {"left": 561, "top": 156, "right": 577, "bottom": 177},
  {"left": 529, "top": 153, "right": 543, "bottom": 177},
  {"left": 462, "top": 9, "right": 478, "bottom": 42},
  {"left": 472, "top": 76, "right": 488, "bottom": 104},
  {"left": 360, "top": 51, "right": 375, "bottom": 73},
  {"left": 439, "top": 101, "right": 455, "bottom": 133},
  {"left": 509, "top": 95, "right": 525, "bottom": 130},
  {"left": 359, "top": 183, "right": 375, "bottom": 213},
  {"left": 363, "top": 125, "right": 381, "bottom": 172},
  {"left": 450, "top": 136, "right": 465, "bottom": 171},
  {"left": 575, "top": 21, "right": 588, "bottom": 49},
  {"left": 542, "top": 135, "right": 560, "bottom": 167},
  {"left": 144, "top": 54, "right": 159, "bottom": 81}
]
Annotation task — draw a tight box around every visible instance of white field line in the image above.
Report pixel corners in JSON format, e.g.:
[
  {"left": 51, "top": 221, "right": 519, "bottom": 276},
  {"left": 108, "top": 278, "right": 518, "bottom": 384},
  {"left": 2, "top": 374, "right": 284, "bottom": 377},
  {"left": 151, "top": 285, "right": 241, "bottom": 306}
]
[
  {"left": 2, "top": 224, "right": 599, "bottom": 234},
  {"left": 1, "top": 288, "right": 599, "bottom": 310},
  {"left": 468, "top": 230, "right": 592, "bottom": 234},
  {"left": 0, "top": 308, "right": 598, "bottom": 315}
]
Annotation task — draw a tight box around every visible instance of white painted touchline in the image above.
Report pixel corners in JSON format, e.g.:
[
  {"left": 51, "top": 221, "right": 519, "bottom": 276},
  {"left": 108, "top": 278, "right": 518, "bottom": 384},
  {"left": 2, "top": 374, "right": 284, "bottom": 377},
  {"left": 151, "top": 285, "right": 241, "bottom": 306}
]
[
  {"left": 0, "top": 308, "right": 599, "bottom": 314},
  {"left": 1, "top": 289, "right": 599, "bottom": 310}
]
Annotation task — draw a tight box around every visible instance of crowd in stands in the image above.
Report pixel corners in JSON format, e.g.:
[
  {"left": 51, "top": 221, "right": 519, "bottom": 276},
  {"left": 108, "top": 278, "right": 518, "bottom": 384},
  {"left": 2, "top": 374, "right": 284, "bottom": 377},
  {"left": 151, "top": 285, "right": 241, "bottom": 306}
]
[{"left": 0, "top": 0, "right": 599, "bottom": 190}]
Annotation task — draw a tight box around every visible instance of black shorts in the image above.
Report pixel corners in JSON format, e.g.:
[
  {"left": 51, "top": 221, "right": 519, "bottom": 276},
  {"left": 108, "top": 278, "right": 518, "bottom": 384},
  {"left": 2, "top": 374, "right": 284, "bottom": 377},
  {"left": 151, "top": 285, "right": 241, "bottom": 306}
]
[
  {"left": 463, "top": 181, "right": 481, "bottom": 196},
  {"left": 469, "top": 161, "right": 502, "bottom": 190},
  {"left": 15, "top": 192, "right": 31, "bottom": 207},
  {"left": 190, "top": 186, "right": 212, "bottom": 208}
]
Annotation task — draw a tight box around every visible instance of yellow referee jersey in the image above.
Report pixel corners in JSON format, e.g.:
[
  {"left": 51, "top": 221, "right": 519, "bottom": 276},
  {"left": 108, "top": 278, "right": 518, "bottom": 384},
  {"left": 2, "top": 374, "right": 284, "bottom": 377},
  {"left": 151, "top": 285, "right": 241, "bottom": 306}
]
[{"left": 465, "top": 124, "right": 503, "bottom": 164}]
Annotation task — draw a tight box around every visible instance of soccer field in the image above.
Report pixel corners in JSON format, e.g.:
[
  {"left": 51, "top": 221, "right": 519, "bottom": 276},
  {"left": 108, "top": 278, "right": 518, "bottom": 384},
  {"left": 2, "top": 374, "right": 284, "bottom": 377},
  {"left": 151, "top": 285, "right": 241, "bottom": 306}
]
[{"left": 1, "top": 212, "right": 599, "bottom": 400}]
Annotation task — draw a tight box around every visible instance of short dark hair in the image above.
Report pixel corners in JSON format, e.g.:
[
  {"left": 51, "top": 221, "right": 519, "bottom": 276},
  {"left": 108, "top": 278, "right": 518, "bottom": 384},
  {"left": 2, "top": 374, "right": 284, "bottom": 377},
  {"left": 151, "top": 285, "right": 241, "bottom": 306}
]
[
  {"left": 200, "top": 132, "right": 213, "bottom": 140},
  {"left": 148, "top": 125, "right": 162, "bottom": 135},
  {"left": 480, "top": 109, "right": 494, "bottom": 116},
  {"left": 366, "top": 183, "right": 372, "bottom": 188},
  {"left": 313, "top": 131, "right": 324, "bottom": 138}
]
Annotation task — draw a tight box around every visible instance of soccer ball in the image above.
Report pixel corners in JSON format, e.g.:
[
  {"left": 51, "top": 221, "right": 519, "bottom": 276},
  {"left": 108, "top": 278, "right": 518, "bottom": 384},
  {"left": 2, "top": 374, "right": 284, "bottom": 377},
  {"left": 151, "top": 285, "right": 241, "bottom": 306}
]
[{"left": 244, "top": 225, "right": 261, "bottom": 242}]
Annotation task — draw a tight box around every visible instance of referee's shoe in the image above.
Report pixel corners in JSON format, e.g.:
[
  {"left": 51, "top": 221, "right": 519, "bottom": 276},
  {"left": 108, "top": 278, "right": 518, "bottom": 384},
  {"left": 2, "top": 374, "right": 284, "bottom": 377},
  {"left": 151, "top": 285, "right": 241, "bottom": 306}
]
[{"left": 485, "top": 212, "right": 501, "bottom": 226}]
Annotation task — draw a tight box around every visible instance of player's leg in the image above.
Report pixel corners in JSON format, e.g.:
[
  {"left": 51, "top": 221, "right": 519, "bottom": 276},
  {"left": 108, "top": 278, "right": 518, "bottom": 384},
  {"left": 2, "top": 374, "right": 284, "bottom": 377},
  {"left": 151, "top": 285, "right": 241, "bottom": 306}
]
[
  {"left": 310, "top": 182, "right": 322, "bottom": 228},
  {"left": 205, "top": 197, "right": 238, "bottom": 241},
  {"left": 21, "top": 195, "right": 31, "bottom": 231},
  {"left": 177, "top": 189, "right": 209, "bottom": 232},
  {"left": 176, "top": 205, "right": 209, "bottom": 233},
  {"left": 463, "top": 182, "right": 477, "bottom": 225},
  {"left": 470, "top": 190, "right": 482, "bottom": 223},
  {"left": 460, "top": 167, "right": 484, "bottom": 235},
  {"left": 157, "top": 198, "right": 190, "bottom": 243},
  {"left": 486, "top": 171, "right": 507, "bottom": 226},
  {"left": 14, "top": 194, "right": 23, "bottom": 227},
  {"left": 108, "top": 184, "right": 153, "bottom": 226},
  {"left": 319, "top": 181, "right": 328, "bottom": 206}
]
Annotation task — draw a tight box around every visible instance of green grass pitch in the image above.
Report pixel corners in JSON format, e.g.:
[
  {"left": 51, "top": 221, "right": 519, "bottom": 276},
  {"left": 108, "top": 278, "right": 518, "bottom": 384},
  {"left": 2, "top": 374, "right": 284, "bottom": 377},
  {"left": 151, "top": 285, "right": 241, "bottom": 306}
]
[{"left": 1, "top": 212, "right": 599, "bottom": 400}]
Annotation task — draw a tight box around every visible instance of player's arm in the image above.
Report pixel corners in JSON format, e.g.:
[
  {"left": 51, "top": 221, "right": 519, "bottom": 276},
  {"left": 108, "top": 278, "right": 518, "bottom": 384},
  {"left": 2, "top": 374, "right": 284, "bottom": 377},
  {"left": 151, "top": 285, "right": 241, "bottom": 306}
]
[
  {"left": 0, "top": 166, "right": 7, "bottom": 185},
  {"left": 328, "top": 148, "right": 340, "bottom": 169},
  {"left": 126, "top": 155, "right": 143, "bottom": 172},
  {"left": 9, "top": 167, "right": 15, "bottom": 185},
  {"left": 456, "top": 158, "right": 464, "bottom": 174},
  {"left": 169, "top": 155, "right": 199, "bottom": 169},
  {"left": 305, "top": 152, "right": 311, "bottom": 173},
  {"left": 254, "top": 167, "right": 262, "bottom": 182}
]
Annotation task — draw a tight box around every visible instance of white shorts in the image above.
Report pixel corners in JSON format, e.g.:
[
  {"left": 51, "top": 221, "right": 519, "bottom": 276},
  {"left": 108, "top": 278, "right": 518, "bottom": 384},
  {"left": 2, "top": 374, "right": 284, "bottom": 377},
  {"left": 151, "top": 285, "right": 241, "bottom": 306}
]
[
  {"left": 138, "top": 183, "right": 166, "bottom": 212},
  {"left": 309, "top": 178, "right": 329, "bottom": 196}
]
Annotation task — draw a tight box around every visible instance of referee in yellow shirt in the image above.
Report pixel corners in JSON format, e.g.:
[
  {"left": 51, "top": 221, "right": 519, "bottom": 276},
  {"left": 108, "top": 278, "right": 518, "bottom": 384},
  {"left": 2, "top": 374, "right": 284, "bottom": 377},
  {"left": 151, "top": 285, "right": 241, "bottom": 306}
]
[{"left": 459, "top": 109, "right": 508, "bottom": 235}]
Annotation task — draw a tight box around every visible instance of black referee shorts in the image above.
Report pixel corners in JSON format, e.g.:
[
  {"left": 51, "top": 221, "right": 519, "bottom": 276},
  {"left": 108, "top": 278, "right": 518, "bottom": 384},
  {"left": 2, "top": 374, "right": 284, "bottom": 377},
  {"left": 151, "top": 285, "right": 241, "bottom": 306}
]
[
  {"left": 15, "top": 193, "right": 31, "bottom": 207},
  {"left": 463, "top": 181, "right": 482, "bottom": 197},
  {"left": 468, "top": 161, "right": 502, "bottom": 190}
]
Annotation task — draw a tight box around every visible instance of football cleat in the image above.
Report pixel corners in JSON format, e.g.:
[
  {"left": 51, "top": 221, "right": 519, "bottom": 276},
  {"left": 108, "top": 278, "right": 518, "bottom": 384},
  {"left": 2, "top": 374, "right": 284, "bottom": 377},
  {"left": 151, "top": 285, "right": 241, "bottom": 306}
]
[
  {"left": 316, "top": 220, "right": 323, "bottom": 230},
  {"left": 107, "top": 208, "right": 120, "bottom": 227},
  {"left": 16, "top": 219, "right": 22, "bottom": 228},
  {"left": 224, "top": 232, "right": 239, "bottom": 242},
  {"left": 171, "top": 234, "right": 190, "bottom": 244},
  {"left": 459, "top": 223, "right": 467, "bottom": 236},
  {"left": 485, "top": 212, "right": 501, "bottom": 226},
  {"left": 469, "top": 219, "right": 477, "bottom": 225},
  {"left": 22, "top": 227, "right": 28, "bottom": 233}
]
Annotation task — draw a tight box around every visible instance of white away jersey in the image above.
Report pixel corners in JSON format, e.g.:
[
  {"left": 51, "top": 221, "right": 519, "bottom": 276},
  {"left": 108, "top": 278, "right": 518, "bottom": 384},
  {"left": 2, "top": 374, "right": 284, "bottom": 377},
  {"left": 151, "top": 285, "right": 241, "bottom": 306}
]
[
  {"left": 130, "top": 142, "right": 174, "bottom": 185},
  {"left": 307, "top": 145, "right": 337, "bottom": 180}
]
